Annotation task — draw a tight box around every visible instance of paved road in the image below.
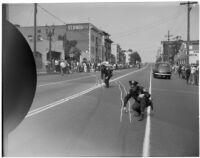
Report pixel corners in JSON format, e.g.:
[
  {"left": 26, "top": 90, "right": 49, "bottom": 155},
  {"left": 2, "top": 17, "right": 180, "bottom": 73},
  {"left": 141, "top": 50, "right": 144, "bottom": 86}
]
[{"left": 7, "top": 64, "right": 199, "bottom": 156}]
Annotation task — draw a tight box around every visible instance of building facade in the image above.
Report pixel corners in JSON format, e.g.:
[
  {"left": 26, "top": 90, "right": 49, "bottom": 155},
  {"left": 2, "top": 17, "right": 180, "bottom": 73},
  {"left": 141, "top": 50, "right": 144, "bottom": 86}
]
[
  {"left": 124, "top": 50, "right": 132, "bottom": 64},
  {"left": 174, "top": 40, "right": 199, "bottom": 65},
  {"left": 17, "top": 26, "right": 65, "bottom": 71},
  {"left": 111, "top": 43, "right": 121, "bottom": 64},
  {"left": 17, "top": 23, "right": 113, "bottom": 71}
]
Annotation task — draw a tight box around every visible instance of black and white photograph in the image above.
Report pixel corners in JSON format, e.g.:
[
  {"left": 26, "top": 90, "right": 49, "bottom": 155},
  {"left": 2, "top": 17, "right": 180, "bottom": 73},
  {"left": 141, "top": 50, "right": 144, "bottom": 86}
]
[{"left": 2, "top": 1, "right": 199, "bottom": 157}]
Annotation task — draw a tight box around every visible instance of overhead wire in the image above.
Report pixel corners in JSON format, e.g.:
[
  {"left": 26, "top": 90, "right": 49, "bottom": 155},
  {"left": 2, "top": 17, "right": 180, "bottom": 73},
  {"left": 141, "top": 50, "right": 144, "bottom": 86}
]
[
  {"left": 37, "top": 4, "right": 67, "bottom": 25},
  {"left": 37, "top": 4, "right": 88, "bottom": 40},
  {"left": 113, "top": 15, "right": 183, "bottom": 40},
  {"left": 112, "top": 9, "right": 185, "bottom": 41},
  {"left": 26, "top": 6, "right": 34, "bottom": 26}
]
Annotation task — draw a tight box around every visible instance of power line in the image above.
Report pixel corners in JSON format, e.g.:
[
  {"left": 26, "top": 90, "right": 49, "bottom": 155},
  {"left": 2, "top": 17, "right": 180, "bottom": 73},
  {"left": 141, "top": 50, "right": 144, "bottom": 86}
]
[
  {"left": 37, "top": 4, "right": 67, "bottom": 25},
  {"left": 26, "top": 5, "right": 34, "bottom": 26},
  {"left": 112, "top": 16, "right": 181, "bottom": 40},
  {"left": 37, "top": 5, "right": 89, "bottom": 38},
  {"left": 112, "top": 10, "right": 183, "bottom": 37},
  {"left": 112, "top": 13, "right": 183, "bottom": 39}
]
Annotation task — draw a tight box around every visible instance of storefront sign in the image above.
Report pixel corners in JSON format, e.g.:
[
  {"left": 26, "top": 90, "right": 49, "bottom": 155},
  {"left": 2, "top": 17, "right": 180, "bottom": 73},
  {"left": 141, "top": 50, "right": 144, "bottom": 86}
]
[{"left": 67, "top": 24, "right": 89, "bottom": 31}]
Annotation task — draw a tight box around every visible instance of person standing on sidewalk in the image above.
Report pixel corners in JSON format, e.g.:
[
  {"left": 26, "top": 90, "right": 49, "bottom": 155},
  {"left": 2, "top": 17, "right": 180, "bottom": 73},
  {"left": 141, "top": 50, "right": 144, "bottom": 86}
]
[
  {"left": 185, "top": 65, "right": 191, "bottom": 84},
  {"left": 60, "top": 59, "right": 66, "bottom": 76},
  {"left": 190, "top": 65, "right": 196, "bottom": 84},
  {"left": 178, "top": 65, "right": 182, "bottom": 78},
  {"left": 54, "top": 59, "right": 59, "bottom": 72}
]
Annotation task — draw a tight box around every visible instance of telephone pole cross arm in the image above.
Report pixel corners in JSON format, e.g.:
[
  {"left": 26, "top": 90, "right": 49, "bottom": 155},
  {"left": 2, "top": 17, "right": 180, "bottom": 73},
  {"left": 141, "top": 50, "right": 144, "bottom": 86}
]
[
  {"left": 165, "top": 30, "right": 173, "bottom": 41},
  {"left": 180, "top": 1, "right": 198, "bottom": 64}
]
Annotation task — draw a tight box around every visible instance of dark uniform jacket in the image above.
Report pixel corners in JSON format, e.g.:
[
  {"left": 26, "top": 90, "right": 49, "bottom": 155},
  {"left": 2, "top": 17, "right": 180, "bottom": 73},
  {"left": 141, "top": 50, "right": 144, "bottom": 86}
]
[{"left": 123, "top": 85, "right": 153, "bottom": 110}]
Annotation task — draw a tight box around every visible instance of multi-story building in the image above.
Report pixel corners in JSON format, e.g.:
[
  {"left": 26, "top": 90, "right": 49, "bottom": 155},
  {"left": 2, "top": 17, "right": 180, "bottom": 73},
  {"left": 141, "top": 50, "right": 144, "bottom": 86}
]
[
  {"left": 111, "top": 43, "right": 121, "bottom": 64},
  {"left": 124, "top": 50, "right": 133, "bottom": 64},
  {"left": 174, "top": 40, "right": 199, "bottom": 65},
  {"left": 17, "top": 23, "right": 112, "bottom": 71},
  {"left": 17, "top": 25, "right": 65, "bottom": 71},
  {"left": 101, "top": 31, "right": 113, "bottom": 62}
]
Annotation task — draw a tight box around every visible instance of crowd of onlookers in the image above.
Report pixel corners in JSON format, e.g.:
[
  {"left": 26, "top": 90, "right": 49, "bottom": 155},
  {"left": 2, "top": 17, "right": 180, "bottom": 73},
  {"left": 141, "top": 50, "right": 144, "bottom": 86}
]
[
  {"left": 172, "top": 64, "right": 199, "bottom": 86},
  {"left": 44, "top": 59, "right": 142, "bottom": 76},
  {"left": 44, "top": 59, "right": 123, "bottom": 76},
  {"left": 45, "top": 59, "right": 101, "bottom": 75}
]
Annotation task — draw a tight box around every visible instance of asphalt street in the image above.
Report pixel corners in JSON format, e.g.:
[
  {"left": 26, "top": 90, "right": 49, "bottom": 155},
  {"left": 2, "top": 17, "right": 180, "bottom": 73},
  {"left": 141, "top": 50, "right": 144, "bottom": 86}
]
[{"left": 7, "top": 64, "right": 199, "bottom": 157}]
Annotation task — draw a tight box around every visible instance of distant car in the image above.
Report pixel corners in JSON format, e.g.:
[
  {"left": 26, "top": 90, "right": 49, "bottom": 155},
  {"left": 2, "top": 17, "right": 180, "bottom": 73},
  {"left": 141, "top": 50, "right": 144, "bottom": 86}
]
[{"left": 153, "top": 62, "right": 172, "bottom": 79}]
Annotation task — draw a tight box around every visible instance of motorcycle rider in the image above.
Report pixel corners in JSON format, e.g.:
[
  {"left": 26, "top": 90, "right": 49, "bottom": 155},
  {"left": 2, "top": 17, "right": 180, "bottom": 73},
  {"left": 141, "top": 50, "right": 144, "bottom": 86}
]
[
  {"left": 123, "top": 80, "right": 153, "bottom": 121},
  {"left": 101, "top": 63, "right": 113, "bottom": 88},
  {"left": 104, "top": 66, "right": 113, "bottom": 88}
]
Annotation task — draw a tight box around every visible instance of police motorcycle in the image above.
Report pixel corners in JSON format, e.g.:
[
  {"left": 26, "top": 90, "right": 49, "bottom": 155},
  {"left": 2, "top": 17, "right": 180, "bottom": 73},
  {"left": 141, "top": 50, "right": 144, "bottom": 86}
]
[{"left": 101, "top": 62, "right": 113, "bottom": 88}]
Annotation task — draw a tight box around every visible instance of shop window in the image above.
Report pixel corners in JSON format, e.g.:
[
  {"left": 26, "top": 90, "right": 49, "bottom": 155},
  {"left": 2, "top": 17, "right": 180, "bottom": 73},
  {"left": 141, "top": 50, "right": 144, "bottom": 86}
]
[
  {"left": 91, "top": 47, "right": 95, "bottom": 54},
  {"left": 91, "top": 34, "right": 94, "bottom": 42}
]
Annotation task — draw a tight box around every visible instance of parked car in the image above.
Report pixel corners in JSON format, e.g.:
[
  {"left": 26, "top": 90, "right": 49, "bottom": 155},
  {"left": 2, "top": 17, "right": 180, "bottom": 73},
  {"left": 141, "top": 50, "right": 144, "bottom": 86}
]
[{"left": 153, "top": 62, "right": 172, "bottom": 79}]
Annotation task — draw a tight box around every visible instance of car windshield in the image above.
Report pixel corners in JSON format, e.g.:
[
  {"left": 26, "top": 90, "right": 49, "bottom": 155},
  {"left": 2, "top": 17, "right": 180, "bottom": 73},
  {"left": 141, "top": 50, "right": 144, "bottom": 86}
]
[{"left": 157, "top": 64, "right": 170, "bottom": 71}]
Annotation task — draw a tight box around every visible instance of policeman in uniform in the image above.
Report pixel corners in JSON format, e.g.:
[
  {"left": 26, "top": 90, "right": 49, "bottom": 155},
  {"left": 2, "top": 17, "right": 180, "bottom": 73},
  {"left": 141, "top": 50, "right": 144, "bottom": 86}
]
[
  {"left": 123, "top": 80, "right": 153, "bottom": 121},
  {"left": 104, "top": 66, "right": 113, "bottom": 88},
  {"left": 101, "top": 64, "right": 113, "bottom": 88}
]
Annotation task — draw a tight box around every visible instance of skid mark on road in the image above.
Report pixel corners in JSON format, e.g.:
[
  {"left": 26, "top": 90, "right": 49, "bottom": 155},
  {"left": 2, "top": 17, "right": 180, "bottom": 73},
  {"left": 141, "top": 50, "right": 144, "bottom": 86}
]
[
  {"left": 115, "top": 81, "right": 124, "bottom": 123},
  {"left": 118, "top": 81, "right": 132, "bottom": 123},
  {"left": 27, "top": 65, "right": 148, "bottom": 118}
]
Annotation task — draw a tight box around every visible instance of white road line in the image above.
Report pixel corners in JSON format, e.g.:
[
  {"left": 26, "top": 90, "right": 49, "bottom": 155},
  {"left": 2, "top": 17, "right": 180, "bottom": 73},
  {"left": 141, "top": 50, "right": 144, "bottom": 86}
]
[
  {"left": 119, "top": 81, "right": 132, "bottom": 123},
  {"left": 26, "top": 85, "right": 100, "bottom": 117},
  {"left": 115, "top": 81, "right": 124, "bottom": 123},
  {"left": 142, "top": 67, "right": 152, "bottom": 157},
  {"left": 37, "top": 75, "right": 96, "bottom": 87},
  {"left": 27, "top": 65, "right": 149, "bottom": 118}
]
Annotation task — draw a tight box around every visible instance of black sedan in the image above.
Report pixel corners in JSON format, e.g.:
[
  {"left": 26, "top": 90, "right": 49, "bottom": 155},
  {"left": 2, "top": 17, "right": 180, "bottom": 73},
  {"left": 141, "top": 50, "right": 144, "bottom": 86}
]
[{"left": 153, "top": 62, "right": 172, "bottom": 79}]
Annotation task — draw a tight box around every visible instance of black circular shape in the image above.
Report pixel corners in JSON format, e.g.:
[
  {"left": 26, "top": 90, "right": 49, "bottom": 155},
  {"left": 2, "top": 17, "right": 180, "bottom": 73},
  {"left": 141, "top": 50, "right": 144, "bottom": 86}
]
[{"left": 3, "top": 21, "right": 37, "bottom": 134}]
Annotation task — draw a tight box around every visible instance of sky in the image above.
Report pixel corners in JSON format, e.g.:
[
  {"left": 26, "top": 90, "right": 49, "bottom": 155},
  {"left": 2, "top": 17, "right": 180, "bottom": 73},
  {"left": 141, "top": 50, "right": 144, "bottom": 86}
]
[{"left": 7, "top": 1, "right": 199, "bottom": 62}]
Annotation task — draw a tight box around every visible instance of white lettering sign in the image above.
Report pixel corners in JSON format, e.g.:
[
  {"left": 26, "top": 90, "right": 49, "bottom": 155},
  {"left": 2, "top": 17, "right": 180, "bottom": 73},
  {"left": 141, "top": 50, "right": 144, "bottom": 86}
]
[{"left": 67, "top": 24, "right": 89, "bottom": 31}]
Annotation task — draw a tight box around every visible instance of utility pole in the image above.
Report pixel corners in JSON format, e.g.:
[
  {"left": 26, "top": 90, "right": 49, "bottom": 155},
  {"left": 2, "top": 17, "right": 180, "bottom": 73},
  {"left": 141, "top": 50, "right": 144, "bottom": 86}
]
[
  {"left": 180, "top": 1, "right": 198, "bottom": 64},
  {"left": 34, "top": 3, "right": 37, "bottom": 59},
  {"left": 165, "top": 30, "right": 173, "bottom": 41},
  {"left": 164, "top": 30, "right": 173, "bottom": 62}
]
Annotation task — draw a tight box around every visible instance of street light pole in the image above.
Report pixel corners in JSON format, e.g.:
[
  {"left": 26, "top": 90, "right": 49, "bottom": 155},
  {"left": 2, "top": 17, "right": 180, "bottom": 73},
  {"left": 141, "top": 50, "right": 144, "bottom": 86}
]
[{"left": 46, "top": 25, "right": 55, "bottom": 70}]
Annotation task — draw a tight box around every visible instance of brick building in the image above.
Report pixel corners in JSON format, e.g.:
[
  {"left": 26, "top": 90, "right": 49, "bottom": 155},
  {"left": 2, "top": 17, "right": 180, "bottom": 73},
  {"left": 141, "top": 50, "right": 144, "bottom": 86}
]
[{"left": 17, "top": 23, "right": 113, "bottom": 71}]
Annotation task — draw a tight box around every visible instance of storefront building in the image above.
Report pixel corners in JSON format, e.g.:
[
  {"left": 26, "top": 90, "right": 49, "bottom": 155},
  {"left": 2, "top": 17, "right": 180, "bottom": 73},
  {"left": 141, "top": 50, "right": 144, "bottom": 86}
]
[
  {"left": 174, "top": 40, "right": 199, "bottom": 65},
  {"left": 17, "top": 23, "right": 112, "bottom": 71}
]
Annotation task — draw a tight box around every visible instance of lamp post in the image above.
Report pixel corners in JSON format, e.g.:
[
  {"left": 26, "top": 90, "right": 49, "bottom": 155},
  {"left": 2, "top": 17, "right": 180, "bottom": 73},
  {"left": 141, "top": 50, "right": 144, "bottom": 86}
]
[{"left": 45, "top": 24, "right": 55, "bottom": 71}]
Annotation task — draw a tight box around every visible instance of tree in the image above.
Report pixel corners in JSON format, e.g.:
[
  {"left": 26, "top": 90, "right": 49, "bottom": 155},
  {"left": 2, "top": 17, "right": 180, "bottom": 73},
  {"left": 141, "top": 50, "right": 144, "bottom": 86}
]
[
  {"left": 62, "top": 35, "right": 81, "bottom": 61},
  {"left": 129, "top": 51, "right": 141, "bottom": 65},
  {"left": 69, "top": 47, "right": 81, "bottom": 62}
]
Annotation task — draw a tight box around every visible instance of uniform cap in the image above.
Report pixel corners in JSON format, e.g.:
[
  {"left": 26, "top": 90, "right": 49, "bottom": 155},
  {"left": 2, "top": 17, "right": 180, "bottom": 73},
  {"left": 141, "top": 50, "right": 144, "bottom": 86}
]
[{"left": 129, "top": 80, "right": 138, "bottom": 86}]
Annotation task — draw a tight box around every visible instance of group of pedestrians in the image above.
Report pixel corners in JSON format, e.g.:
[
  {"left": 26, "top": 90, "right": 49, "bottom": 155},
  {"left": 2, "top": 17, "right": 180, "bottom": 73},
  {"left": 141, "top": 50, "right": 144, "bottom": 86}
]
[
  {"left": 45, "top": 59, "right": 103, "bottom": 75},
  {"left": 173, "top": 64, "right": 199, "bottom": 85}
]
